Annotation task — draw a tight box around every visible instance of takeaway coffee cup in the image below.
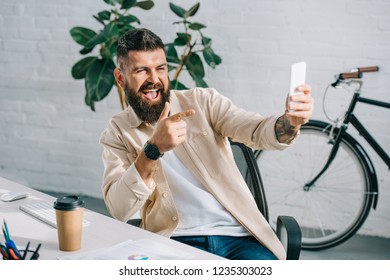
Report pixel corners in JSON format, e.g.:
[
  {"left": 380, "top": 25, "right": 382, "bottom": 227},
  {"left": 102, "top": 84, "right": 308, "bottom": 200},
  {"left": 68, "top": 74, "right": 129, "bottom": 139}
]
[{"left": 53, "top": 195, "right": 85, "bottom": 251}]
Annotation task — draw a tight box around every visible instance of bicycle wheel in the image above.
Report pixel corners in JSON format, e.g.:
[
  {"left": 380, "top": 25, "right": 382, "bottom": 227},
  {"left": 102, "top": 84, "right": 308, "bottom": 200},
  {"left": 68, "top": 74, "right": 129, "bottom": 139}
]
[{"left": 255, "top": 120, "right": 375, "bottom": 250}]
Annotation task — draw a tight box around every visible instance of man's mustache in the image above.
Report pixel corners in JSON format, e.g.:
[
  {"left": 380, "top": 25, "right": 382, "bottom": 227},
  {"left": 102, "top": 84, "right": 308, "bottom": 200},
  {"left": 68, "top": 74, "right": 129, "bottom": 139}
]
[{"left": 140, "top": 82, "right": 163, "bottom": 91}]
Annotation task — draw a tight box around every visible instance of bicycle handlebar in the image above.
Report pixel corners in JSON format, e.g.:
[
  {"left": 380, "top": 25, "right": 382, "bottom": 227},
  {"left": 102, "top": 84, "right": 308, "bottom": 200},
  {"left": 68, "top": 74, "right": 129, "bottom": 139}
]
[
  {"left": 356, "top": 66, "right": 379, "bottom": 73},
  {"left": 336, "top": 66, "right": 379, "bottom": 81},
  {"left": 339, "top": 72, "right": 363, "bottom": 80}
]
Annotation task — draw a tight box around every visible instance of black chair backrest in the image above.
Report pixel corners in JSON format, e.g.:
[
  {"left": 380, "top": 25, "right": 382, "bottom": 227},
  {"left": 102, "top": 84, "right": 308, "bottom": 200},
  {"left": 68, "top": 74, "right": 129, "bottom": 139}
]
[{"left": 229, "top": 140, "right": 269, "bottom": 221}]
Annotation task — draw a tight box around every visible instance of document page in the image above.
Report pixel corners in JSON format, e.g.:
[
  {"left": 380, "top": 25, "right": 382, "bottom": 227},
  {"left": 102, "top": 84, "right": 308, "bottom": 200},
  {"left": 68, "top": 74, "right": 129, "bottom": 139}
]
[{"left": 58, "top": 238, "right": 197, "bottom": 260}]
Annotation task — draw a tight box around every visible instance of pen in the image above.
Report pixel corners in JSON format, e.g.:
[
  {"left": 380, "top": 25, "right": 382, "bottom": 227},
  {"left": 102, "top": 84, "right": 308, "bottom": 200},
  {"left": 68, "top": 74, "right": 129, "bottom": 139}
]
[
  {"left": 2, "top": 225, "right": 9, "bottom": 241},
  {"left": 3, "top": 219, "right": 10, "bottom": 239},
  {"left": 5, "top": 239, "right": 22, "bottom": 259},
  {"left": 30, "top": 243, "right": 41, "bottom": 260},
  {"left": 3, "top": 220, "right": 23, "bottom": 259},
  {"left": 8, "top": 247, "right": 20, "bottom": 260},
  {"left": 22, "top": 241, "right": 30, "bottom": 260},
  {"left": 0, "top": 244, "right": 8, "bottom": 259}
]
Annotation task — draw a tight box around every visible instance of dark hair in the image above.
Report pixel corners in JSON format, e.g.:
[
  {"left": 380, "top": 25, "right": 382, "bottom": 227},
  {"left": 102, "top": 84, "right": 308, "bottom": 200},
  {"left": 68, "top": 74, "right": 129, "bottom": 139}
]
[{"left": 116, "top": 28, "right": 165, "bottom": 69}]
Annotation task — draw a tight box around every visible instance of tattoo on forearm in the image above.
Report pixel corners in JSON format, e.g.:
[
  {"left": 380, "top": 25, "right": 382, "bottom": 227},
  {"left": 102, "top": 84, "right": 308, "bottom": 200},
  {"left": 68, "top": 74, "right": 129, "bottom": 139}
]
[{"left": 275, "top": 115, "right": 299, "bottom": 144}]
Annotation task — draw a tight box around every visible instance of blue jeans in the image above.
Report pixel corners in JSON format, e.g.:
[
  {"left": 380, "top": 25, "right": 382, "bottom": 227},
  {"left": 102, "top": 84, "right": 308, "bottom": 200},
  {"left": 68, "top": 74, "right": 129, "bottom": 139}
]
[{"left": 171, "top": 235, "right": 277, "bottom": 260}]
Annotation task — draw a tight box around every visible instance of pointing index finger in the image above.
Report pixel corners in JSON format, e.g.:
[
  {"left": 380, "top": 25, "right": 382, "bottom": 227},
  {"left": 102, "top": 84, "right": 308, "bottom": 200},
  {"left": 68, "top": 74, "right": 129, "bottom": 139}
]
[{"left": 171, "top": 109, "right": 196, "bottom": 122}]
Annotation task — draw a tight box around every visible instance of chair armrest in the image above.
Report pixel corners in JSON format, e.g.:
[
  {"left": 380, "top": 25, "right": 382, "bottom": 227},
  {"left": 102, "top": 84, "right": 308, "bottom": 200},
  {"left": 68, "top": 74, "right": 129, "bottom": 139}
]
[{"left": 276, "top": 216, "right": 302, "bottom": 260}]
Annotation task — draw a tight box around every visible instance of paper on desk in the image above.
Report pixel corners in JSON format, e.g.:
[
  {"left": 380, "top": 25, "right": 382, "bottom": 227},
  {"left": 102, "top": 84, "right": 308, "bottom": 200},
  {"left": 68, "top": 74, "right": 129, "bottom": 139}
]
[{"left": 58, "top": 239, "right": 196, "bottom": 260}]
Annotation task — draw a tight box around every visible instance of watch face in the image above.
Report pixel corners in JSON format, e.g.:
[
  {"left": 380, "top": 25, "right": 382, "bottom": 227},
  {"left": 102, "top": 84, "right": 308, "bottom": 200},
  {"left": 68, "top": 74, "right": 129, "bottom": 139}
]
[{"left": 144, "top": 142, "right": 161, "bottom": 160}]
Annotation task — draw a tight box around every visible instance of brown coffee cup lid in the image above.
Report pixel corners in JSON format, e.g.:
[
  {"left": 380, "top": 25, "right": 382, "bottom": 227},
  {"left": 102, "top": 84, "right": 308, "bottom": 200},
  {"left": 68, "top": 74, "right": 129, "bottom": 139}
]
[{"left": 53, "top": 195, "right": 85, "bottom": 211}]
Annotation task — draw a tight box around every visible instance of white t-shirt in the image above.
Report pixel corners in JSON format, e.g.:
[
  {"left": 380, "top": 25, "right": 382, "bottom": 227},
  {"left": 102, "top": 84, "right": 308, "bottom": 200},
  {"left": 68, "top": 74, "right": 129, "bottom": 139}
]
[{"left": 161, "top": 150, "right": 250, "bottom": 237}]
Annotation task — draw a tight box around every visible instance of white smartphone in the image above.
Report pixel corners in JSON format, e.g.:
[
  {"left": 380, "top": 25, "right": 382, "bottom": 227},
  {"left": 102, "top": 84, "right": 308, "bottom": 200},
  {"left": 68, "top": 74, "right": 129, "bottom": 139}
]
[{"left": 288, "top": 61, "right": 306, "bottom": 111}]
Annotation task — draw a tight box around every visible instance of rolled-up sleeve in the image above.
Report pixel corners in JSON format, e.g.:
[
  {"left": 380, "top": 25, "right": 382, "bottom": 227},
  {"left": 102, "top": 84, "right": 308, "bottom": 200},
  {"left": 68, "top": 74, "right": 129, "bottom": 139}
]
[
  {"left": 204, "top": 88, "right": 299, "bottom": 150},
  {"left": 100, "top": 126, "right": 155, "bottom": 222}
]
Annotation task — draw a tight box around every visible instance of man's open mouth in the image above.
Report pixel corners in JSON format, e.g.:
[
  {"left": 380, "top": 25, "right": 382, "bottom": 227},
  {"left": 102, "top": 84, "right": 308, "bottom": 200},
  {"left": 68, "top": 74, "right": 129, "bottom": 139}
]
[{"left": 142, "top": 88, "right": 160, "bottom": 101}]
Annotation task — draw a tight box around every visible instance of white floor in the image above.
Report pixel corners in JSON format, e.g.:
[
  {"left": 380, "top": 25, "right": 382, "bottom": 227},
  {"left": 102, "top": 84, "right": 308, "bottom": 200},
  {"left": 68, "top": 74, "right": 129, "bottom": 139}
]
[{"left": 300, "top": 234, "right": 390, "bottom": 260}]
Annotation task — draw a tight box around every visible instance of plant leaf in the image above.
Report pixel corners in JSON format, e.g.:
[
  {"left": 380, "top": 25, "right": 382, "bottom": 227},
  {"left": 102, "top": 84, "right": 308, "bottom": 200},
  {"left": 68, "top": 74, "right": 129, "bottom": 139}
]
[
  {"left": 118, "top": 25, "right": 135, "bottom": 37},
  {"left": 174, "top": 37, "right": 187, "bottom": 46},
  {"left": 201, "top": 36, "right": 212, "bottom": 48},
  {"left": 108, "top": 42, "right": 118, "bottom": 56},
  {"left": 170, "top": 79, "right": 188, "bottom": 90},
  {"left": 184, "top": 2, "right": 200, "bottom": 18},
  {"left": 84, "top": 93, "right": 96, "bottom": 111},
  {"left": 118, "top": 14, "right": 140, "bottom": 25},
  {"left": 185, "top": 52, "right": 205, "bottom": 78},
  {"left": 169, "top": 2, "right": 186, "bottom": 18},
  {"left": 166, "top": 44, "right": 180, "bottom": 63},
  {"left": 85, "top": 58, "right": 116, "bottom": 108},
  {"left": 136, "top": 0, "right": 154, "bottom": 10},
  {"left": 121, "top": 0, "right": 137, "bottom": 9},
  {"left": 189, "top": 22, "right": 206, "bottom": 30},
  {"left": 84, "top": 33, "right": 106, "bottom": 50},
  {"left": 173, "top": 32, "right": 189, "bottom": 46},
  {"left": 102, "top": 22, "right": 119, "bottom": 38},
  {"left": 79, "top": 47, "right": 94, "bottom": 55},
  {"left": 192, "top": 74, "right": 208, "bottom": 88},
  {"left": 98, "top": 10, "right": 111, "bottom": 21},
  {"left": 71, "top": 56, "right": 97, "bottom": 79},
  {"left": 203, "top": 48, "right": 222, "bottom": 69},
  {"left": 84, "top": 22, "right": 118, "bottom": 50},
  {"left": 93, "top": 15, "right": 105, "bottom": 26},
  {"left": 104, "top": 0, "right": 117, "bottom": 6},
  {"left": 70, "top": 27, "right": 97, "bottom": 46}
]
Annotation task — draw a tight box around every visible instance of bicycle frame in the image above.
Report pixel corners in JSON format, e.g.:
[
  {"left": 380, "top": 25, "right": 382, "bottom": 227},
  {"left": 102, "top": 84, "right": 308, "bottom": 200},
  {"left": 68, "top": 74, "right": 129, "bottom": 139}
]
[
  {"left": 304, "top": 83, "right": 390, "bottom": 203},
  {"left": 348, "top": 98, "right": 390, "bottom": 168}
]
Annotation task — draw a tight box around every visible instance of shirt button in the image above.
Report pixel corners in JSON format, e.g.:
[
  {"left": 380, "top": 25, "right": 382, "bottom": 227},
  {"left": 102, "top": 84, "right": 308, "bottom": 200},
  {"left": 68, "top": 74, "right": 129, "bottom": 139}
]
[
  {"left": 162, "top": 193, "right": 168, "bottom": 198},
  {"left": 132, "top": 152, "right": 137, "bottom": 158},
  {"left": 171, "top": 216, "right": 178, "bottom": 221},
  {"left": 202, "top": 130, "right": 208, "bottom": 136}
]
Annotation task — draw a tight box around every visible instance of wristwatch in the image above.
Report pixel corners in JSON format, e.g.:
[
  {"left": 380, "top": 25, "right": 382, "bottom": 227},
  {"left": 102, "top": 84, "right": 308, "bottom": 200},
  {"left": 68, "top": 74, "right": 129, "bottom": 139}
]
[{"left": 143, "top": 141, "right": 164, "bottom": 160}]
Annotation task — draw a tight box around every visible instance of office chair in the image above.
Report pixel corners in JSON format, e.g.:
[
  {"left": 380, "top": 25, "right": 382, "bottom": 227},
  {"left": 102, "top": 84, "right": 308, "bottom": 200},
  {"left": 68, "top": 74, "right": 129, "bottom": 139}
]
[
  {"left": 229, "top": 140, "right": 302, "bottom": 260},
  {"left": 128, "top": 140, "right": 302, "bottom": 260}
]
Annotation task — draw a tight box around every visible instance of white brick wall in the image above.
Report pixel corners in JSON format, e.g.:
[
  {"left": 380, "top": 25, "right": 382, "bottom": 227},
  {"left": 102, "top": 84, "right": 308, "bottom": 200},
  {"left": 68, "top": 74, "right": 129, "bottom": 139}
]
[{"left": 0, "top": 0, "right": 389, "bottom": 238}]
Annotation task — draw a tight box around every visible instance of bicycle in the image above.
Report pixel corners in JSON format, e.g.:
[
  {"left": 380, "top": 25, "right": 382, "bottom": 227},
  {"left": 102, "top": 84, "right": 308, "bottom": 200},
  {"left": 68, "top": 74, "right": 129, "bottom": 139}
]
[{"left": 254, "top": 66, "right": 390, "bottom": 250}]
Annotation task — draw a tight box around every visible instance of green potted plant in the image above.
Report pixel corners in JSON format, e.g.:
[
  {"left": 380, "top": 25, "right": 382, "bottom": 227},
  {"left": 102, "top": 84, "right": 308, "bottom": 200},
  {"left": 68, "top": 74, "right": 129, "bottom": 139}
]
[
  {"left": 70, "top": 0, "right": 154, "bottom": 111},
  {"left": 166, "top": 2, "right": 222, "bottom": 90},
  {"left": 70, "top": 1, "right": 221, "bottom": 111}
]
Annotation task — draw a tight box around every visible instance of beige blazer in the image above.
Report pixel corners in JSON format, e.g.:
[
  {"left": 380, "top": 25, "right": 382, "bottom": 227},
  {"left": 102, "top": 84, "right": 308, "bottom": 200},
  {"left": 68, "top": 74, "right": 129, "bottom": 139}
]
[{"left": 100, "top": 88, "right": 296, "bottom": 260}]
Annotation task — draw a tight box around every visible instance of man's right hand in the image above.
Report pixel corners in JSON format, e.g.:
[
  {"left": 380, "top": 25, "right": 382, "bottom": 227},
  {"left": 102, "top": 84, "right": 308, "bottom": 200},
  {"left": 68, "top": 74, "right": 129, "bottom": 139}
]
[{"left": 149, "top": 102, "right": 196, "bottom": 153}]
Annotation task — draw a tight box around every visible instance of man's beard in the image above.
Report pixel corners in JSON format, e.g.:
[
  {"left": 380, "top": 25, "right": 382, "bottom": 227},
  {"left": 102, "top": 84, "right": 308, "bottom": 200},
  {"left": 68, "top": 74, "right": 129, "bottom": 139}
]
[{"left": 124, "top": 81, "right": 170, "bottom": 124}]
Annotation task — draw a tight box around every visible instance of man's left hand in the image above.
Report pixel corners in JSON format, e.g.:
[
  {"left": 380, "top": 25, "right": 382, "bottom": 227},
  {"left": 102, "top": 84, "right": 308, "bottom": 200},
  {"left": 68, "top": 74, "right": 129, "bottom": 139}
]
[{"left": 285, "top": 84, "right": 314, "bottom": 127}]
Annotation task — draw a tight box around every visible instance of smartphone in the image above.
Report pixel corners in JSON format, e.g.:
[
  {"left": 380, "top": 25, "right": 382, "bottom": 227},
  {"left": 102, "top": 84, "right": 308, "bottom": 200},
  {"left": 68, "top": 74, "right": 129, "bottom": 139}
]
[{"left": 288, "top": 61, "right": 306, "bottom": 111}]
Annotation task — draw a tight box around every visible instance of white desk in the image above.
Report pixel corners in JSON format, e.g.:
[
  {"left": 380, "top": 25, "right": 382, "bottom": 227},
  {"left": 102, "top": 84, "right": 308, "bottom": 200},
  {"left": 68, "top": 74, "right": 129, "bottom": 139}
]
[{"left": 0, "top": 176, "right": 223, "bottom": 260}]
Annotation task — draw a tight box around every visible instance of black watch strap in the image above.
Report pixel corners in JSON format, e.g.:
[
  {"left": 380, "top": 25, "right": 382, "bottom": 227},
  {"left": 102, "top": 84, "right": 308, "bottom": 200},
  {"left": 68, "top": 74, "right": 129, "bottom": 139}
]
[{"left": 143, "top": 141, "right": 164, "bottom": 160}]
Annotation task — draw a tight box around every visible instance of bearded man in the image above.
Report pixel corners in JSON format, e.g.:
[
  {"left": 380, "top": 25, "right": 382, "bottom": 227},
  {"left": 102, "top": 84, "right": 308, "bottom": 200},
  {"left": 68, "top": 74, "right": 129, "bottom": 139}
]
[{"left": 100, "top": 28, "right": 314, "bottom": 260}]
